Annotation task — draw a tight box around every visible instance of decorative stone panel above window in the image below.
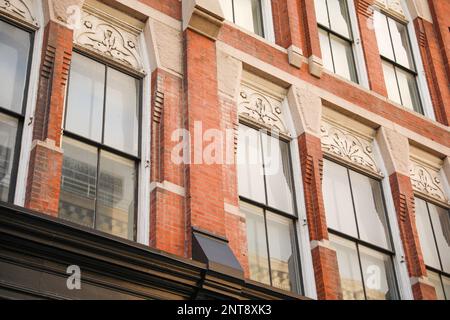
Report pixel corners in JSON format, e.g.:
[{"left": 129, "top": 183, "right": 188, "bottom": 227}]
[
  {"left": 73, "top": 4, "right": 145, "bottom": 73},
  {"left": 409, "top": 148, "right": 449, "bottom": 206},
  {"left": 238, "top": 72, "right": 290, "bottom": 138},
  {"left": 0, "top": 0, "right": 38, "bottom": 27},
  {"left": 374, "top": 0, "right": 406, "bottom": 20},
  {"left": 320, "top": 111, "right": 381, "bottom": 177}
]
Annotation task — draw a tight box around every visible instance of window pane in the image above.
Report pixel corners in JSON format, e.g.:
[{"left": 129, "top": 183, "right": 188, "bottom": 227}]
[
  {"left": 242, "top": 201, "right": 270, "bottom": 286},
  {"left": 330, "top": 35, "right": 357, "bottom": 82},
  {"left": 266, "top": 212, "right": 299, "bottom": 293},
  {"left": 219, "top": 0, "right": 234, "bottom": 21},
  {"left": 428, "top": 204, "right": 450, "bottom": 273},
  {"left": 374, "top": 11, "right": 395, "bottom": 61},
  {"left": 237, "top": 125, "right": 266, "bottom": 203},
  {"left": 0, "top": 20, "right": 31, "bottom": 113},
  {"left": 319, "top": 29, "right": 334, "bottom": 72},
  {"left": 104, "top": 68, "right": 139, "bottom": 156},
  {"left": 330, "top": 235, "right": 365, "bottom": 300},
  {"left": 443, "top": 276, "right": 450, "bottom": 300},
  {"left": 395, "top": 67, "right": 422, "bottom": 113},
  {"left": 388, "top": 18, "right": 414, "bottom": 70},
  {"left": 428, "top": 271, "right": 446, "bottom": 300},
  {"left": 59, "top": 137, "right": 97, "bottom": 228},
  {"left": 323, "top": 160, "right": 358, "bottom": 237},
  {"left": 0, "top": 113, "right": 18, "bottom": 201},
  {"left": 328, "top": 0, "right": 351, "bottom": 38},
  {"left": 349, "top": 171, "right": 390, "bottom": 249},
  {"left": 359, "top": 246, "right": 398, "bottom": 300},
  {"left": 314, "top": 0, "right": 329, "bottom": 27},
  {"left": 415, "top": 198, "right": 441, "bottom": 270},
  {"left": 96, "top": 151, "right": 136, "bottom": 240},
  {"left": 234, "top": 0, "right": 264, "bottom": 37},
  {"left": 66, "top": 53, "right": 105, "bottom": 142},
  {"left": 381, "top": 61, "right": 402, "bottom": 105},
  {"left": 262, "top": 134, "right": 295, "bottom": 214}
]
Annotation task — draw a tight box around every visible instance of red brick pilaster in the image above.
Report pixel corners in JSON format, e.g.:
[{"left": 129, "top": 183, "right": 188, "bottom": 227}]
[
  {"left": 25, "top": 21, "right": 73, "bottom": 216},
  {"left": 413, "top": 16, "right": 450, "bottom": 125},
  {"left": 354, "top": 0, "right": 387, "bottom": 96},
  {"left": 298, "top": 133, "right": 342, "bottom": 300},
  {"left": 272, "top": 0, "right": 303, "bottom": 50},
  {"left": 184, "top": 28, "right": 226, "bottom": 255},
  {"left": 149, "top": 69, "right": 186, "bottom": 257},
  {"left": 299, "top": 0, "right": 321, "bottom": 60},
  {"left": 389, "top": 172, "right": 437, "bottom": 300}
]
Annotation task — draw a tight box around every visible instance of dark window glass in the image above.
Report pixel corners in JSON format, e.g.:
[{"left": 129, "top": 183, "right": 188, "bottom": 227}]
[
  {"left": 315, "top": 0, "right": 358, "bottom": 82},
  {"left": 0, "top": 19, "right": 32, "bottom": 202},
  {"left": 323, "top": 159, "right": 398, "bottom": 300},
  {"left": 220, "top": 0, "right": 265, "bottom": 37},
  {"left": 60, "top": 52, "right": 141, "bottom": 240},
  {"left": 374, "top": 10, "right": 423, "bottom": 114},
  {"left": 238, "top": 124, "right": 301, "bottom": 293}
]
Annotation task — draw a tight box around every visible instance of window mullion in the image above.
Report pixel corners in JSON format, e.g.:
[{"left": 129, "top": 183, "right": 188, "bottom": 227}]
[
  {"left": 93, "top": 148, "right": 101, "bottom": 230},
  {"left": 392, "top": 65, "right": 404, "bottom": 106},
  {"left": 355, "top": 243, "right": 368, "bottom": 300},
  {"left": 346, "top": 167, "right": 361, "bottom": 240},
  {"left": 426, "top": 202, "right": 445, "bottom": 272},
  {"left": 101, "top": 66, "right": 108, "bottom": 145}
]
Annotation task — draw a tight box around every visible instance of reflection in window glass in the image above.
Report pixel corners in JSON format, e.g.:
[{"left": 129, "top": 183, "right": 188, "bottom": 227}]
[
  {"left": 323, "top": 160, "right": 358, "bottom": 237},
  {"left": 373, "top": 11, "right": 395, "bottom": 61},
  {"left": 395, "top": 67, "right": 421, "bottom": 113},
  {"left": 319, "top": 29, "right": 334, "bottom": 71},
  {"left": 381, "top": 61, "right": 402, "bottom": 105},
  {"left": 262, "top": 135, "right": 294, "bottom": 214},
  {"left": 243, "top": 202, "right": 270, "bottom": 286},
  {"left": 415, "top": 198, "right": 442, "bottom": 270},
  {"left": 359, "top": 246, "right": 397, "bottom": 300},
  {"left": 428, "top": 271, "right": 446, "bottom": 300},
  {"left": 428, "top": 204, "right": 450, "bottom": 274},
  {"left": 220, "top": 0, "right": 265, "bottom": 37},
  {"left": 0, "top": 20, "right": 31, "bottom": 113},
  {"left": 97, "top": 151, "right": 136, "bottom": 240},
  {"left": 0, "top": 114, "right": 18, "bottom": 202},
  {"left": 237, "top": 125, "right": 266, "bottom": 204},
  {"left": 59, "top": 137, "right": 97, "bottom": 228},
  {"left": 350, "top": 171, "right": 390, "bottom": 249},
  {"left": 314, "top": 0, "right": 328, "bottom": 26},
  {"left": 327, "top": 0, "right": 351, "bottom": 38},
  {"left": 104, "top": 68, "right": 139, "bottom": 156},
  {"left": 330, "top": 235, "right": 365, "bottom": 300},
  {"left": 388, "top": 18, "right": 414, "bottom": 70},
  {"left": 66, "top": 53, "right": 105, "bottom": 142},
  {"left": 330, "top": 35, "right": 357, "bottom": 82},
  {"left": 266, "top": 212, "right": 299, "bottom": 292},
  {"left": 443, "top": 277, "right": 450, "bottom": 300}
]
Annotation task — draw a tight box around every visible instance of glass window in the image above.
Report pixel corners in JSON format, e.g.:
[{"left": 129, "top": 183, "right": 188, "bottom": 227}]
[
  {"left": 374, "top": 11, "right": 423, "bottom": 114},
  {"left": 0, "top": 19, "right": 31, "bottom": 113},
  {"left": 349, "top": 170, "right": 390, "bottom": 249},
  {"left": 0, "top": 114, "right": 18, "bottom": 202},
  {"left": 220, "top": 0, "right": 265, "bottom": 37},
  {"left": 66, "top": 53, "right": 105, "bottom": 142},
  {"left": 314, "top": 0, "right": 358, "bottom": 82},
  {"left": 238, "top": 124, "right": 301, "bottom": 293},
  {"left": 415, "top": 198, "right": 449, "bottom": 272},
  {"left": 323, "top": 159, "right": 398, "bottom": 300},
  {"left": 60, "top": 52, "right": 141, "bottom": 240},
  {"left": 428, "top": 270, "right": 446, "bottom": 300},
  {"left": 0, "top": 19, "right": 32, "bottom": 203},
  {"left": 323, "top": 160, "right": 357, "bottom": 237}
]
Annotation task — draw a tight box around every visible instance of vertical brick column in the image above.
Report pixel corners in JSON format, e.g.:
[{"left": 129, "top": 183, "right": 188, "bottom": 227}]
[
  {"left": 298, "top": 133, "right": 342, "bottom": 300},
  {"left": 272, "top": 0, "right": 304, "bottom": 68},
  {"left": 299, "top": 0, "right": 323, "bottom": 77},
  {"left": 378, "top": 127, "right": 437, "bottom": 300},
  {"left": 149, "top": 69, "right": 186, "bottom": 257},
  {"left": 182, "top": 1, "right": 229, "bottom": 259},
  {"left": 25, "top": 21, "right": 73, "bottom": 216},
  {"left": 354, "top": 0, "right": 387, "bottom": 96}
]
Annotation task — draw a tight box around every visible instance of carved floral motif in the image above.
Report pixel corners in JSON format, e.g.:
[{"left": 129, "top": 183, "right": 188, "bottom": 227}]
[
  {"left": 73, "top": 11, "right": 143, "bottom": 71},
  {"left": 375, "top": 0, "right": 405, "bottom": 17},
  {"left": 321, "top": 122, "right": 381, "bottom": 175},
  {"left": 0, "top": 0, "right": 36, "bottom": 24},
  {"left": 410, "top": 161, "right": 448, "bottom": 204},
  {"left": 238, "top": 86, "right": 288, "bottom": 135}
]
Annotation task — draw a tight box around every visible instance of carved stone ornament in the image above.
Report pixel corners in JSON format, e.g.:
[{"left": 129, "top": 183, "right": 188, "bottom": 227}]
[
  {"left": 375, "top": 0, "right": 405, "bottom": 18},
  {"left": 238, "top": 85, "right": 289, "bottom": 135},
  {"left": 73, "top": 8, "right": 144, "bottom": 72},
  {"left": 0, "top": 0, "right": 37, "bottom": 25},
  {"left": 321, "top": 121, "right": 381, "bottom": 175},
  {"left": 410, "top": 160, "right": 448, "bottom": 204}
]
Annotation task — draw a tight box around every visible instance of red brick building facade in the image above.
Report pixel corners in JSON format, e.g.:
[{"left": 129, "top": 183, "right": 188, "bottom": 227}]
[{"left": 0, "top": 0, "right": 449, "bottom": 300}]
